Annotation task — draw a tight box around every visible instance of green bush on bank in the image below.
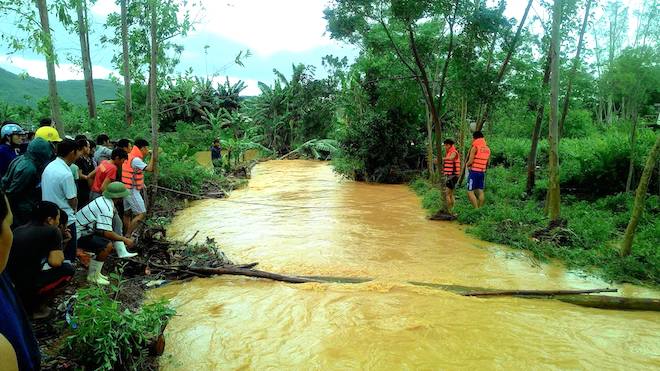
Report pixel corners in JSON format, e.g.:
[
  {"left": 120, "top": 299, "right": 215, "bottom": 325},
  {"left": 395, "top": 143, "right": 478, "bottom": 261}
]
[
  {"left": 410, "top": 167, "right": 660, "bottom": 285},
  {"left": 487, "top": 125, "right": 658, "bottom": 195},
  {"left": 64, "top": 286, "right": 175, "bottom": 370}
]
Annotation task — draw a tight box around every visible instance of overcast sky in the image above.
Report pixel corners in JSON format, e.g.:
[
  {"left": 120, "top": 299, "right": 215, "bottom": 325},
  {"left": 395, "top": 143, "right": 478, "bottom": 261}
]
[{"left": 0, "top": 0, "right": 647, "bottom": 96}]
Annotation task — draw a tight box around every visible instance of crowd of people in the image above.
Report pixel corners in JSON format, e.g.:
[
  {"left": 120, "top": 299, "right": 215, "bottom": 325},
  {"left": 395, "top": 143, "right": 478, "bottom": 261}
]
[{"left": 0, "top": 118, "right": 156, "bottom": 370}]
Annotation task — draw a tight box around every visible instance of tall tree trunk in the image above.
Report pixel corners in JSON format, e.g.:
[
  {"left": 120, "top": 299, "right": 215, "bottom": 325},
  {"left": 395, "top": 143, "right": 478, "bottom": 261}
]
[
  {"left": 621, "top": 134, "right": 660, "bottom": 256},
  {"left": 147, "top": 0, "right": 159, "bottom": 213},
  {"left": 547, "top": 0, "right": 563, "bottom": 222},
  {"left": 76, "top": 0, "right": 96, "bottom": 118},
  {"left": 475, "top": 0, "right": 533, "bottom": 131},
  {"left": 559, "top": 0, "right": 592, "bottom": 138},
  {"left": 121, "top": 0, "right": 133, "bottom": 126},
  {"left": 526, "top": 50, "right": 552, "bottom": 195},
  {"left": 626, "top": 108, "right": 638, "bottom": 192},
  {"left": 36, "top": 0, "right": 64, "bottom": 135},
  {"left": 425, "top": 104, "right": 434, "bottom": 179}
]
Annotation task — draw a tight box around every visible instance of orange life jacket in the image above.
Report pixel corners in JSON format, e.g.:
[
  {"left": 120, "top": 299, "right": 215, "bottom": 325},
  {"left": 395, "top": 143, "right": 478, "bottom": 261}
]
[
  {"left": 122, "top": 146, "right": 145, "bottom": 190},
  {"left": 469, "top": 138, "right": 490, "bottom": 172},
  {"left": 443, "top": 145, "right": 461, "bottom": 176}
]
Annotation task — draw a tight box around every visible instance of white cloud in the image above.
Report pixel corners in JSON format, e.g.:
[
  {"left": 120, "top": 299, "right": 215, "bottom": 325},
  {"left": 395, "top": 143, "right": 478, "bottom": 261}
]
[
  {"left": 0, "top": 55, "right": 119, "bottom": 80},
  {"left": 90, "top": 0, "right": 119, "bottom": 17},
  {"left": 197, "top": 0, "right": 334, "bottom": 56}
]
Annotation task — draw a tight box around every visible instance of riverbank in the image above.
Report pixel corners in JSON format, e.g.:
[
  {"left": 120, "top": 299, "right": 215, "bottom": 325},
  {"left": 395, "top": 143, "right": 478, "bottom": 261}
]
[
  {"left": 410, "top": 167, "right": 660, "bottom": 287},
  {"left": 32, "top": 166, "right": 251, "bottom": 370}
]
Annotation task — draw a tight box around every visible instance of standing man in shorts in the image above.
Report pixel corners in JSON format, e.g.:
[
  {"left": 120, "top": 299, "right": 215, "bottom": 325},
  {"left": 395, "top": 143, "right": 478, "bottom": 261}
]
[
  {"left": 466, "top": 131, "right": 491, "bottom": 209},
  {"left": 41, "top": 139, "right": 79, "bottom": 262},
  {"left": 442, "top": 139, "right": 461, "bottom": 213},
  {"left": 121, "top": 139, "right": 154, "bottom": 237},
  {"left": 76, "top": 182, "right": 136, "bottom": 285}
]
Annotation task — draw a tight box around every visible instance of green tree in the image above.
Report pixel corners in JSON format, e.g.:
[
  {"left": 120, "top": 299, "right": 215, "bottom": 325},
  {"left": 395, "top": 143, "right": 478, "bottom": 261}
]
[
  {"left": 547, "top": 0, "right": 564, "bottom": 222},
  {"left": 621, "top": 134, "right": 660, "bottom": 256}
]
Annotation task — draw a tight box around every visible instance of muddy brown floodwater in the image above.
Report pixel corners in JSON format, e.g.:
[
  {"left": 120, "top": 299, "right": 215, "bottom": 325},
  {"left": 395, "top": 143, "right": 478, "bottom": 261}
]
[{"left": 154, "top": 160, "right": 660, "bottom": 370}]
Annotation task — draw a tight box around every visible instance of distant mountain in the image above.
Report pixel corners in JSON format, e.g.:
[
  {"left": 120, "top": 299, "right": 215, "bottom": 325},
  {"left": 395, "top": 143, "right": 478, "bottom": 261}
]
[{"left": 0, "top": 67, "right": 118, "bottom": 107}]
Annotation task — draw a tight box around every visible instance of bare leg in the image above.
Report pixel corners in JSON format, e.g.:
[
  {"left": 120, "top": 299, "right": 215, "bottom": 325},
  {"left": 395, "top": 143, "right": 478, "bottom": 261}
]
[
  {"left": 96, "top": 243, "right": 114, "bottom": 261},
  {"left": 477, "top": 189, "right": 486, "bottom": 207},
  {"left": 467, "top": 191, "right": 479, "bottom": 208},
  {"left": 125, "top": 213, "right": 145, "bottom": 237},
  {"left": 446, "top": 189, "right": 455, "bottom": 211},
  {"left": 122, "top": 212, "right": 131, "bottom": 237}
]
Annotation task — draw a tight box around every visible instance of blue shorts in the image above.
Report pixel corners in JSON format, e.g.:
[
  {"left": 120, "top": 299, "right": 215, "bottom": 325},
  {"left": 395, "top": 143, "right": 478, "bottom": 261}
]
[{"left": 467, "top": 171, "right": 486, "bottom": 191}]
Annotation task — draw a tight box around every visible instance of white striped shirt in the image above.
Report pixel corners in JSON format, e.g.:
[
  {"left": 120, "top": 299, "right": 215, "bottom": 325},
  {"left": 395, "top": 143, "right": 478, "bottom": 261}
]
[{"left": 75, "top": 196, "right": 114, "bottom": 238}]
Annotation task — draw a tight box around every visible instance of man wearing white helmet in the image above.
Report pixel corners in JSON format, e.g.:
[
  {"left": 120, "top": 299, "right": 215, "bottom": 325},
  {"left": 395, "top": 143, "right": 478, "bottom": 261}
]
[{"left": 0, "top": 122, "right": 26, "bottom": 178}]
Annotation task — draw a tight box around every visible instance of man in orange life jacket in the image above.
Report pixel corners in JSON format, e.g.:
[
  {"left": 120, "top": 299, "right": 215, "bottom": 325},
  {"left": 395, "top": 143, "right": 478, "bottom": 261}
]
[
  {"left": 122, "top": 139, "right": 154, "bottom": 237},
  {"left": 466, "top": 131, "right": 491, "bottom": 208},
  {"left": 442, "top": 138, "right": 461, "bottom": 213}
]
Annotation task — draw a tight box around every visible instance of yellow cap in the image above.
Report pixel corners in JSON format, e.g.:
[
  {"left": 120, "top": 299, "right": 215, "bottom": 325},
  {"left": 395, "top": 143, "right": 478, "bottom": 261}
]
[{"left": 35, "top": 126, "right": 62, "bottom": 142}]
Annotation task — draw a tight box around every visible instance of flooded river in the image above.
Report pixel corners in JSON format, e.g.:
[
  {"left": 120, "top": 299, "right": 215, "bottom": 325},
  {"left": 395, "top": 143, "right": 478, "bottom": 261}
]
[{"left": 155, "top": 160, "right": 660, "bottom": 370}]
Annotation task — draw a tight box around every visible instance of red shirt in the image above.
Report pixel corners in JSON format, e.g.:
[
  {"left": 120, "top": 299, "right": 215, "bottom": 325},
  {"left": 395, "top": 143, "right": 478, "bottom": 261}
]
[{"left": 91, "top": 160, "right": 118, "bottom": 193}]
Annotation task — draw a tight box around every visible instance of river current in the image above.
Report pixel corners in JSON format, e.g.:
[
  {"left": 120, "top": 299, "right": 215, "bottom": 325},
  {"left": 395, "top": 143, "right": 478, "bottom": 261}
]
[{"left": 154, "top": 160, "right": 659, "bottom": 370}]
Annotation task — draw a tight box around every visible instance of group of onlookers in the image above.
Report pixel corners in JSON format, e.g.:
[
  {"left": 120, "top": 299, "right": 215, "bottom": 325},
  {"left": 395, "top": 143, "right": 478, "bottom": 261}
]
[{"left": 0, "top": 118, "right": 155, "bottom": 370}]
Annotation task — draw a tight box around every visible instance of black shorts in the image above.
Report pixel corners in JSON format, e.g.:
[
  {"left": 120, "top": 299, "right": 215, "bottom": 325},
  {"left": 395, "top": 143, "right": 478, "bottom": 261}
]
[
  {"left": 78, "top": 234, "right": 112, "bottom": 254},
  {"left": 445, "top": 176, "right": 458, "bottom": 190}
]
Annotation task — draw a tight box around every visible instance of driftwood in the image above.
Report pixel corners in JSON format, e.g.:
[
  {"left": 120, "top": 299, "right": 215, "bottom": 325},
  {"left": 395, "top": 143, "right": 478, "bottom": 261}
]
[
  {"left": 408, "top": 282, "right": 618, "bottom": 296},
  {"left": 429, "top": 212, "right": 457, "bottom": 221},
  {"left": 185, "top": 266, "right": 319, "bottom": 284},
  {"left": 551, "top": 295, "right": 660, "bottom": 311}
]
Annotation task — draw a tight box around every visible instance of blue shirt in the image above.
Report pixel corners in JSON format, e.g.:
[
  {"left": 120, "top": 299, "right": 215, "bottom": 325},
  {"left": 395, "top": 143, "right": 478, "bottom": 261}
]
[
  {"left": 0, "top": 144, "right": 18, "bottom": 179},
  {"left": 0, "top": 272, "right": 40, "bottom": 370}
]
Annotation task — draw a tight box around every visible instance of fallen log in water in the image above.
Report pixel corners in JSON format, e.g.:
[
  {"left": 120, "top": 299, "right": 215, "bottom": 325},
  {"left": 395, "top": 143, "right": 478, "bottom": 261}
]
[
  {"left": 131, "top": 250, "right": 659, "bottom": 312},
  {"left": 552, "top": 295, "right": 660, "bottom": 311},
  {"left": 408, "top": 281, "right": 659, "bottom": 311},
  {"left": 407, "top": 282, "right": 618, "bottom": 296},
  {"left": 183, "top": 265, "right": 319, "bottom": 284}
]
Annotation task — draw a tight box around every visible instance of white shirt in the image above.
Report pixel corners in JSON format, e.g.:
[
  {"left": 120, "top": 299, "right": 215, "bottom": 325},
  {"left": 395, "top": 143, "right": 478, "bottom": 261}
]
[
  {"left": 42, "top": 157, "right": 77, "bottom": 225},
  {"left": 132, "top": 157, "right": 147, "bottom": 171},
  {"left": 75, "top": 196, "right": 114, "bottom": 238}
]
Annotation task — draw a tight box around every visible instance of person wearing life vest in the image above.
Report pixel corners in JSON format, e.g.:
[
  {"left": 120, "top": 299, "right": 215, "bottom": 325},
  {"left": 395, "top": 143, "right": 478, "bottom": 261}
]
[
  {"left": 466, "top": 131, "right": 491, "bottom": 208},
  {"left": 442, "top": 139, "right": 461, "bottom": 213},
  {"left": 121, "top": 139, "right": 154, "bottom": 237}
]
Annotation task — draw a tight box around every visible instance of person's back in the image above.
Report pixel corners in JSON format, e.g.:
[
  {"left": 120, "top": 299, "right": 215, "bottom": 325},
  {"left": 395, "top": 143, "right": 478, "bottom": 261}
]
[
  {"left": 42, "top": 140, "right": 79, "bottom": 261},
  {"left": 7, "top": 223, "right": 62, "bottom": 288},
  {"left": 42, "top": 160, "right": 76, "bottom": 222},
  {"left": 92, "top": 160, "right": 117, "bottom": 193},
  {"left": 75, "top": 140, "right": 94, "bottom": 207},
  {"left": 466, "top": 131, "right": 491, "bottom": 208},
  {"left": 1, "top": 138, "right": 53, "bottom": 227}
]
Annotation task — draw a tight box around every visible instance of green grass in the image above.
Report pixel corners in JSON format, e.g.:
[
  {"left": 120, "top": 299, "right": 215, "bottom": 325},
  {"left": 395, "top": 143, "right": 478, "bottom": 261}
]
[{"left": 410, "top": 167, "right": 660, "bottom": 286}]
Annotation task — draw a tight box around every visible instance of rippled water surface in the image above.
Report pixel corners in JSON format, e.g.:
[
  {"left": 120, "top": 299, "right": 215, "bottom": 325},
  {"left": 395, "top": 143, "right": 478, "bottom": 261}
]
[{"left": 155, "top": 160, "right": 660, "bottom": 370}]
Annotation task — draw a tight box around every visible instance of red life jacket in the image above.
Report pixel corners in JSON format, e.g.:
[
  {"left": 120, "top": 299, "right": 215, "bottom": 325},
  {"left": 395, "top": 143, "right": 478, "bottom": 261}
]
[
  {"left": 469, "top": 138, "right": 490, "bottom": 172},
  {"left": 122, "top": 146, "right": 145, "bottom": 190},
  {"left": 443, "top": 145, "right": 461, "bottom": 176}
]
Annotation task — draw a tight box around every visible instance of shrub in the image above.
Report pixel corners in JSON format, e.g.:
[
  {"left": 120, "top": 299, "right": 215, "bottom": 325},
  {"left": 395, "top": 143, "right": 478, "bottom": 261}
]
[
  {"left": 410, "top": 165, "right": 660, "bottom": 285},
  {"left": 64, "top": 286, "right": 175, "bottom": 370},
  {"left": 563, "top": 109, "right": 596, "bottom": 138}
]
